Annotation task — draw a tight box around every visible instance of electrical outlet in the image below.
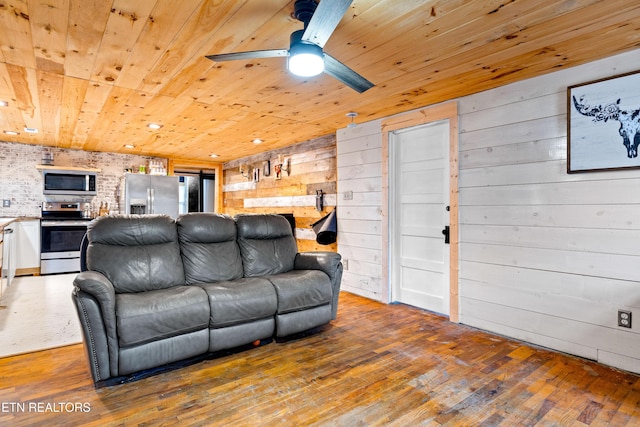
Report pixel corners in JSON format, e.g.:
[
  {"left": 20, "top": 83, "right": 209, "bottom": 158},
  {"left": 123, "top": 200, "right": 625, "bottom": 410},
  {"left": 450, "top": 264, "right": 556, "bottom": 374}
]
[
  {"left": 2, "top": 199, "right": 9, "bottom": 208},
  {"left": 618, "top": 310, "right": 632, "bottom": 328},
  {"left": 343, "top": 190, "right": 353, "bottom": 201},
  {"left": 343, "top": 259, "right": 349, "bottom": 270}
]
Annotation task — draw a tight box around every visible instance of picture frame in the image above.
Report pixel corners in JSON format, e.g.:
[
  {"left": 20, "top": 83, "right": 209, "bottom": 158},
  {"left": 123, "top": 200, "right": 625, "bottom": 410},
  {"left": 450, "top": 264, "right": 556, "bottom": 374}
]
[{"left": 567, "top": 70, "right": 640, "bottom": 173}]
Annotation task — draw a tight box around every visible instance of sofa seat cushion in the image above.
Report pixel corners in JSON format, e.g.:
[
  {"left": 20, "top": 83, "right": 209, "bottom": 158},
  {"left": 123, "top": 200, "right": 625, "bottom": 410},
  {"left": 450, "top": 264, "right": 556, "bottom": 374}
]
[
  {"left": 267, "top": 270, "right": 332, "bottom": 314},
  {"left": 116, "top": 286, "right": 209, "bottom": 347},
  {"left": 200, "top": 277, "right": 277, "bottom": 328}
]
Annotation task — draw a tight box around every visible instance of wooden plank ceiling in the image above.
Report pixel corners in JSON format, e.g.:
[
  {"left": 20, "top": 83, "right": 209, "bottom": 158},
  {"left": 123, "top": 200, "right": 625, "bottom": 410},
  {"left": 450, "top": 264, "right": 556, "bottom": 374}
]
[{"left": 0, "top": 0, "right": 639, "bottom": 163}]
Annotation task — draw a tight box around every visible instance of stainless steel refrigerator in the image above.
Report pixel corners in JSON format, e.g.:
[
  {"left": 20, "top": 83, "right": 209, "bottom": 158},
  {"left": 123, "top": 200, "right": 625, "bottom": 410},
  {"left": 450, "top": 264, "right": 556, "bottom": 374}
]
[{"left": 124, "top": 173, "right": 179, "bottom": 218}]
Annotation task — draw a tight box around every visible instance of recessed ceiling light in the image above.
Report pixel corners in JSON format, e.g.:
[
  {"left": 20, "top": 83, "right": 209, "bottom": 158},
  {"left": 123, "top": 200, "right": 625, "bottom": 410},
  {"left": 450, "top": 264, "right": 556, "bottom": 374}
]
[
  {"left": 24, "top": 127, "right": 38, "bottom": 134},
  {"left": 124, "top": 144, "right": 135, "bottom": 149},
  {"left": 252, "top": 138, "right": 263, "bottom": 144},
  {"left": 147, "top": 123, "right": 162, "bottom": 130},
  {"left": 209, "top": 153, "right": 219, "bottom": 158},
  {"left": 4, "top": 130, "right": 18, "bottom": 135},
  {"left": 0, "top": 101, "right": 8, "bottom": 107}
]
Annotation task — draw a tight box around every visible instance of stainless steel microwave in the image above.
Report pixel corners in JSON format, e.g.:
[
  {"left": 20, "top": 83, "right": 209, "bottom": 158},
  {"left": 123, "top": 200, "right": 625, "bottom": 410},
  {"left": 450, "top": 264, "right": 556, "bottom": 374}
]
[{"left": 42, "top": 170, "right": 97, "bottom": 196}]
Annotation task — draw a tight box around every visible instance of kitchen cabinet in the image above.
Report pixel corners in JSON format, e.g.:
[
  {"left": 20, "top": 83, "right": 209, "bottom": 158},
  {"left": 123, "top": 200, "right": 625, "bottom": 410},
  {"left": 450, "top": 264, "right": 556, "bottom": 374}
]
[
  {"left": 16, "top": 220, "right": 40, "bottom": 275},
  {"left": 0, "top": 233, "right": 4, "bottom": 299},
  {"left": 2, "top": 225, "right": 16, "bottom": 289}
]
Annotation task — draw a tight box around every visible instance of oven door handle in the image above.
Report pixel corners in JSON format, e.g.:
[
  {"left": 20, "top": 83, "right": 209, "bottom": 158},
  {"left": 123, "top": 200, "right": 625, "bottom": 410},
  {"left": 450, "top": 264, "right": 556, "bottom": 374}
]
[{"left": 41, "top": 221, "right": 90, "bottom": 227}]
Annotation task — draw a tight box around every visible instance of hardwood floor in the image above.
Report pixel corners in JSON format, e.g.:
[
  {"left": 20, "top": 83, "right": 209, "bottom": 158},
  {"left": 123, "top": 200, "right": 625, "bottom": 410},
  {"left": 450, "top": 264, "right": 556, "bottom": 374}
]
[{"left": 1, "top": 292, "right": 639, "bottom": 426}]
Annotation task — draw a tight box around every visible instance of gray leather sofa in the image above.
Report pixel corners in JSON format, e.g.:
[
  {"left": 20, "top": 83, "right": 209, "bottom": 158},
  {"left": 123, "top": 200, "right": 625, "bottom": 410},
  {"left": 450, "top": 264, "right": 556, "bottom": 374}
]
[{"left": 72, "top": 213, "right": 342, "bottom": 384}]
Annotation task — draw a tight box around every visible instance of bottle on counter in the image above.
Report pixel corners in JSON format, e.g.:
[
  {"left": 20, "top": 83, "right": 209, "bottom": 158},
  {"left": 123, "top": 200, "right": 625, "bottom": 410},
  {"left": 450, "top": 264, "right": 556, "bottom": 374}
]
[{"left": 98, "top": 202, "right": 109, "bottom": 217}]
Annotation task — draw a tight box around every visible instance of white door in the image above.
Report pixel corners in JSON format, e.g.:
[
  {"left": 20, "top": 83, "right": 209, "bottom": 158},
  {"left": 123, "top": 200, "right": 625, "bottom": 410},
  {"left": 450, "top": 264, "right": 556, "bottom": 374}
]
[{"left": 390, "top": 119, "right": 450, "bottom": 315}]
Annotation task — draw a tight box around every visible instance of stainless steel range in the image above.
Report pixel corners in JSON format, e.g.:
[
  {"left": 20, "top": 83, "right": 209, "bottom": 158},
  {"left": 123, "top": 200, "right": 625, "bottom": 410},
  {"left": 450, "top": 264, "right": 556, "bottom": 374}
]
[{"left": 40, "top": 202, "right": 92, "bottom": 275}]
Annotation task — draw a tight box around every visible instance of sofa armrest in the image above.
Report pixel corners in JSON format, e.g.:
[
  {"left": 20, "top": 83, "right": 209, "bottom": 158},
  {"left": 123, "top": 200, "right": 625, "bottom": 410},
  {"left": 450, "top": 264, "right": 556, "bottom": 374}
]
[
  {"left": 72, "top": 271, "right": 119, "bottom": 382},
  {"left": 295, "top": 252, "right": 343, "bottom": 320},
  {"left": 74, "top": 271, "right": 117, "bottom": 324},
  {"left": 295, "top": 251, "right": 341, "bottom": 278}
]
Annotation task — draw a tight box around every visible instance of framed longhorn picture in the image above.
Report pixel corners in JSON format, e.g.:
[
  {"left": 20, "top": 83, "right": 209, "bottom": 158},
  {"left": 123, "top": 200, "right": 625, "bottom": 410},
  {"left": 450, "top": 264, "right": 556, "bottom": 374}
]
[{"left": 568, "top": 70, "right": 640, "bottom": 173}]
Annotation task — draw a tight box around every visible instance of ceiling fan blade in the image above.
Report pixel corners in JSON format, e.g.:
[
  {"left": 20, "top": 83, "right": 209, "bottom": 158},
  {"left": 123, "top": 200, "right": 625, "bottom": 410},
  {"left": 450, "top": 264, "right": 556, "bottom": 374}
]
[
  {"left": 301, "top": 0, "right": 353, "bottom": 48},
  {"left": 323, "top": 53, "right": 374, "bottom": 93},
  {"left": 206, "top": 49, "right": 289, "bottom": 62}
]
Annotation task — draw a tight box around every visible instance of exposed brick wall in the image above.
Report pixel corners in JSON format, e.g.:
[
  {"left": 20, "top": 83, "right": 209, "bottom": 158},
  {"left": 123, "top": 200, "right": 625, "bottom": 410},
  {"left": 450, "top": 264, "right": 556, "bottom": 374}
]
[{"left": 0, "top": 141, "right": 166, "bottom": 217}]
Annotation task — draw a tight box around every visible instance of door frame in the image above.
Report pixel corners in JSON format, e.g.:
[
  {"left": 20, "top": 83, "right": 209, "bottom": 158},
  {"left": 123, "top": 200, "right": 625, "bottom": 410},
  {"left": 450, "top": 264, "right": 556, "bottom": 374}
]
[
  {"left": 174, "top": 170, "right": 217, "bottom": 212},
  {"left": 381, "top": 102, "right": 459, "bottom": 322},
  {"left": 168, "top": 160, "right": 223, "bottom": 213}
]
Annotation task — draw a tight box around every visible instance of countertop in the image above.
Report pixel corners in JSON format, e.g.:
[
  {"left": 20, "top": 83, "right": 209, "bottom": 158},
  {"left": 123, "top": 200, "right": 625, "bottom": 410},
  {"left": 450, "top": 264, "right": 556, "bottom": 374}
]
[
  {"left": 0, "top": 218, "right": 17, "bottom": 230},
  {"left": 0, "top": 217, "right": 41, "bottom": 229}
]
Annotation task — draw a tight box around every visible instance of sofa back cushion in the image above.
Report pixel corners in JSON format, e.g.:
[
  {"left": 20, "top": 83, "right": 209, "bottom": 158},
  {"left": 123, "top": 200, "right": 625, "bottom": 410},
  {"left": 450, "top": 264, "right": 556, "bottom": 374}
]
[
  {"left": 235, "top": 214, "right": 298, "bottom": 276},
  {"left": 86, "top": 215, "right": 185, "bottom": 293},
  {"left": 176, "top": 213, "right": 244, "bottom": 284}
]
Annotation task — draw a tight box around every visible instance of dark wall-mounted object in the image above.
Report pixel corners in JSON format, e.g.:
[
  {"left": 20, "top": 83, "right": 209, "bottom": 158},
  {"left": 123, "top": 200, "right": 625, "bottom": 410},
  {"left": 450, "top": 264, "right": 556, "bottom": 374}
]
[
  {"left": 279, "top": 213, "right": 296, "bottom": 237},
  {"left": 316, "top": 189, "right": 324, "bottom": 211},
  {"left": 312, "top": 208, "right": 337, "bottom": 245}
]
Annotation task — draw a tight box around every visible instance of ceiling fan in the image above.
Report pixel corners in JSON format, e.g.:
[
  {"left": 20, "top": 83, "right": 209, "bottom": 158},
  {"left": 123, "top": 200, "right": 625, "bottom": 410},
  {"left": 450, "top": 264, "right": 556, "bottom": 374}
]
[{"left": 205, "top": 0, "right": 374, "bottom": 93}]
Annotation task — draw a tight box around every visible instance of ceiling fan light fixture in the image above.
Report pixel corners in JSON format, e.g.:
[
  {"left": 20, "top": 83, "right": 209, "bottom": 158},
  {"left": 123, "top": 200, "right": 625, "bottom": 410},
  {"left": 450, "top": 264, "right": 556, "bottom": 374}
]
[
  {"left": 205, "top": 1, "right": 374, "bottom": 92},
  {"left": 288, "top": 41, "right": 324, "bottom": 77}
]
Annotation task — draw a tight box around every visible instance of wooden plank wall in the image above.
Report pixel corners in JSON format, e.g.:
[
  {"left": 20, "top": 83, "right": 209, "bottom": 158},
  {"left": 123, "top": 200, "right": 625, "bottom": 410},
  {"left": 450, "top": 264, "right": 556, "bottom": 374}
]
[
  {"left": 223, "top": 135, "right": 338, "bottom": 252},
  {"left": 336, "top": 49, "right": 640, "bottom": 375},
  {"left": 457, "top": 49, "right": 640, "bottom": 374},
  {"left": 336, "top": 121, "right": 384, "bottom": 300}
]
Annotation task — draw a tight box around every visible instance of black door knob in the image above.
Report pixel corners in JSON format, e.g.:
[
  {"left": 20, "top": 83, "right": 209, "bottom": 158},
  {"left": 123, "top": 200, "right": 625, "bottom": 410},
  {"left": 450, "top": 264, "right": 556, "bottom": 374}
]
[{"left": 442, "top": 226, "right": 450, "bottom": 244}]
